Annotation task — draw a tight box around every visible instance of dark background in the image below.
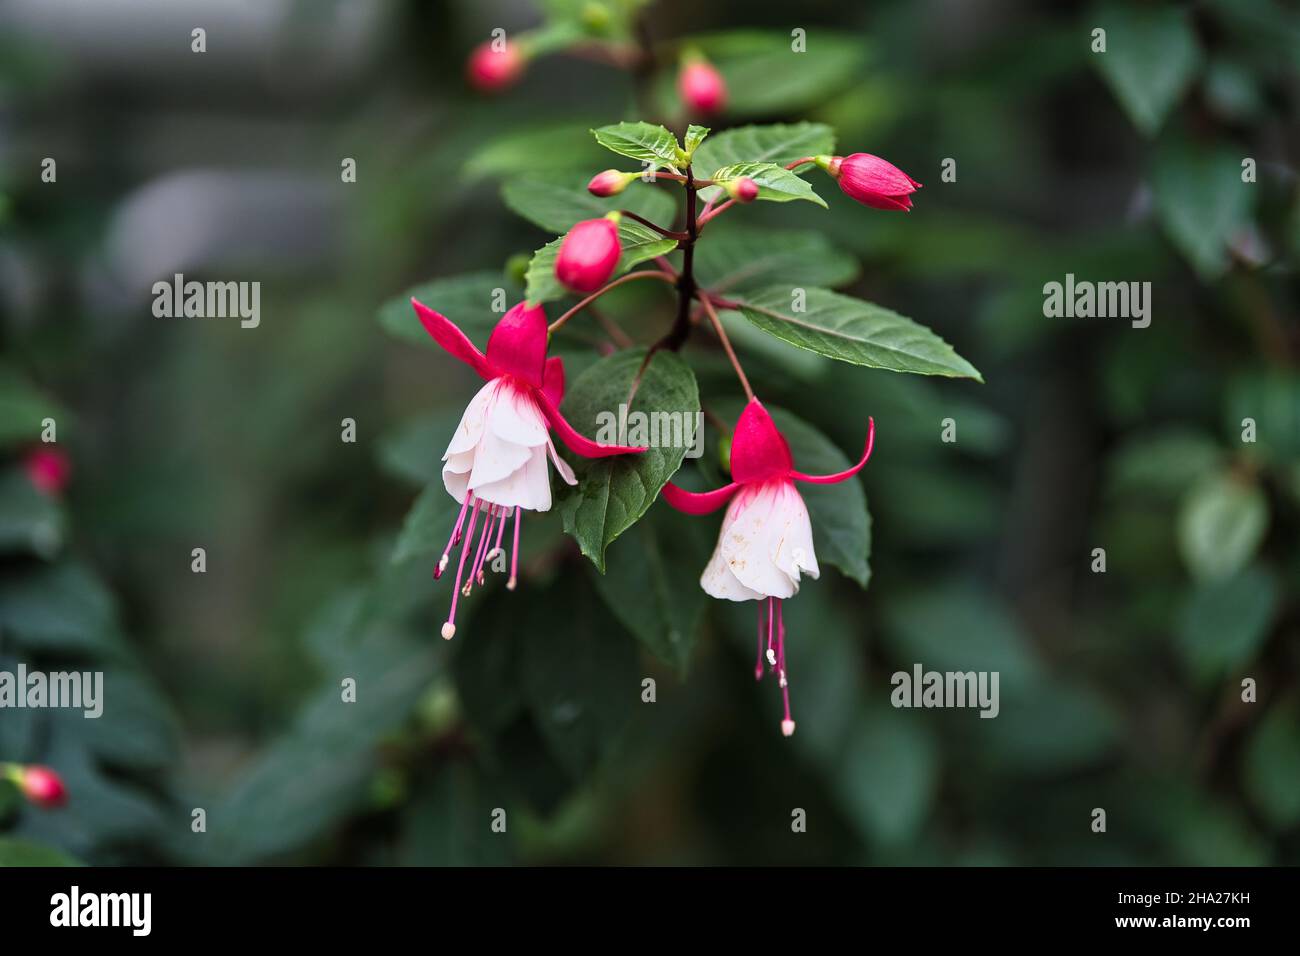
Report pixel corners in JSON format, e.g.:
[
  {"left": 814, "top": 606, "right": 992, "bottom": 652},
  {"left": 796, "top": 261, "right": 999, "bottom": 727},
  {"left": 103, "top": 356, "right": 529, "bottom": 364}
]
[{"left": 0, "top": 0, "right": 1297, "bottom": 865}]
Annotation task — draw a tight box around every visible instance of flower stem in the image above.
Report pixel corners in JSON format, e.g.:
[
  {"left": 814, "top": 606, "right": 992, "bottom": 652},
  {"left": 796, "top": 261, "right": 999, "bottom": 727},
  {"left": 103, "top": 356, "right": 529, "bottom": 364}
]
[
  {"left": 698, "top": 292, "right": 754, "bottom": 400},
  {"left": 547, "top": 270, "right": 676, "bottom": 335},
  {"left": 656, "top": 164, "right": 699, "bottom": 352},
  {"left": 620, "top": 210, "right": 688, "bottom": 241}
]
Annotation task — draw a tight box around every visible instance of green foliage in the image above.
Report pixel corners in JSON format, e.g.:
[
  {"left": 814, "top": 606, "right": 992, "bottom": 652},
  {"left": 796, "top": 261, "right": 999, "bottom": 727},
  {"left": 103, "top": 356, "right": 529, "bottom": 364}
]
[
  {"left": 707, "top": 162, "right": 826, "bottom": 207},
  {"left": 502, "top": 171, "right": 675, "bottom": 234},
  {"left": 1092, "top": 3, "right": 1203, "bottom": 137}
]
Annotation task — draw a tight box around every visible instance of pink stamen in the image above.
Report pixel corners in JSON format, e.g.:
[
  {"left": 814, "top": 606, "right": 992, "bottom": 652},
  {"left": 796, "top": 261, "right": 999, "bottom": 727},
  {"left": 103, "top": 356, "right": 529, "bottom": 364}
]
[
  {"left": 754, "top": 602, "right": 765, "bottom": 680},
  {"left": 778, "top": 600, "right": 794, "bottom": 737},
  {"left": 765, "top": 596, "right": 776, "bottom": 669},
  {"left": 507, "top": 507, "right": 522, "bottom": 590},
  {"left": 442, "top": 497, "right": 482, "bottom": 639},
  {"left": 465, "top": 504, "right": 494, "bottom": 595},
  {"left": 436, "top": 494, "right": 473, "bottom": 579}
]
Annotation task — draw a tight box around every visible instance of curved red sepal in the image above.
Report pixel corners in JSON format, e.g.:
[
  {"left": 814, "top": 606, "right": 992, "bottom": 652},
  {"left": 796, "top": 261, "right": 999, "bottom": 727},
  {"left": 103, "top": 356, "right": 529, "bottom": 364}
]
[
  {"left": 486, "top": 301, "right": 549, "bottom": 387},
  {"left": 411, "top": 298, "right": 495, "bottom": 381},
  {"left": 535, "top": 387, "right": 647, "bottom": 458},
  {"left": 661, "top": 480, "right": 740, "bottom": 515},
  {"left": 541, "top": 356, "right": 565, "bottom": 407},
  {"left": 729, "top": 397, "right": 794, "bottom": 484},
  {"left": 792, "top": 417, "right": 875, "bottom": 484}
]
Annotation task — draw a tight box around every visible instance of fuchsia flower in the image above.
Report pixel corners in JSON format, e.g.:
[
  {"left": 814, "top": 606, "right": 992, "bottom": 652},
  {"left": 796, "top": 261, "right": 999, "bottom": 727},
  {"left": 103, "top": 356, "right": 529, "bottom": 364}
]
[
  {"left": 18, "top": 765, "right": 67, "bottom": 808},
  {"left": 24, "top": 446, "right": 70, "bottom": 497},
  {"left": 555, "top": 216, "right": 622, "bottom": 293},
  {"left": 678, "top": 57, "right": 727, "bottom": 114},
  {"left": 467, "top": 39, "right": 526, "bottom": 92},
  {"left": 662, "top": 398, "right": 874, "bottom": 736},
  {"left": 411, "top": 297, "right": 644, "bottom": 639},
  {"left": 822, "top": 153, "right": 922, "bottom": 211}
]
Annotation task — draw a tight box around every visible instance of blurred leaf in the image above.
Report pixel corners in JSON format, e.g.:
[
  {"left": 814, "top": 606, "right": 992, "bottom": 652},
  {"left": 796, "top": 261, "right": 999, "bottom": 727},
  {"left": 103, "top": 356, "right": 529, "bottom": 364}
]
[
  {"left": 693, "top": 121, "right": 835, "bottom": 173},
  {"left": 1177, "top": 472, "right": 1268, "bottom": 581},
  {"left": 378, "top": 270, "right": 520, "bottom": 348},
  {"left": 461, "top": 122, "right": 608, "bottom": 180},
  {"left": 1243, "top": 696, "right": 1300, "bottom": 830},
  {"left": 377, "top": 409, "right": 463, "bottom": 487},
  {"left": 1105, "top": 428, "right": 1221, "bottom": 499},
  {"left": 1153, "top": 145, "right": 1252, "bottom": 281},
  {"left": 391, "top": 482, "right": 457, "bottom": 565},
  {"left": 0, "top": 468, "right": 65, "bottom": 558},
  {"left": 591, "top": 122, "right": 683, "bottom": 168},
  {"left": 589, "top": 505, "right": 710, "bottom": 671},
  {"left": 525, "top": 220, "right": 677, "bottom": 304},
  {"left": 76, "top": 673, "right": 178, "bottom": 771},
  {"left": 1177, "top": 566, "right": 1278, "bottom": 681},
  {"left": 693, "top": 226, "right": 858, "bottom": 294},
  {"left": 978, "top": 683, "right": 1119, "bottom": 773},
  {"left": 1225, "top": 370, "right": 1300, "bottom": 463},
  {"left": 398, "top": 763, "right": 513, "bottom": 865},
  {"left": 501, "top": 171, "right": 676, "bottom": 234},
  {"left": 557, "top": 348, "right": 700, "bottom": 570},
  {"left": 731, "top": 286, "right": 983, "bottom": 381},
  {"left": 0, "top": 837, "right": 82, "bottom": 867},
  {"left": 707, "top": 162, "right": 826, "bottom": 207},
  {"left": 0, "top": 562, "right": 122, "bottom": 656},
  {"left": 1092, "top": 3, "right": 1202, "bottom": 136},
  {"left": 834, "top": 707, "right": 938, "bottom": 847},
  {"left": 0, "top": 365, "right": 65, "bottom": 450}
]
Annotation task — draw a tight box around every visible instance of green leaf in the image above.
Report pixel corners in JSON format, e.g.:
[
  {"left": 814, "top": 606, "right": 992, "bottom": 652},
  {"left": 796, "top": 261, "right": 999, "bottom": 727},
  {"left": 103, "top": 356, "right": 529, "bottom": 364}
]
[
  {"left": 399, "top": 764, "right": 513, "bottom": 865},
  {"left": 731, "top": 286, "right": 983, "bottom": 381},
  {"left": 557, "top": 348, "right": 700, "bottom": 571},
  {"left": 1092, "top": 3, "right": 1202, "bottom": 137},
  {"left": 0, "top": 364, "right": 65, "bottom": 450},
  {"left": 683, "top": 124, "right": 710, "bottom": 157},
  {"left": 1177, "top": 566, "right": 1278, "bottom": 682},
  {"left": 1225, "top": 370, "right": 1300, "bottom": 463},
  {"left": 378, "top": 270, "right": 519, "bottom": 349},
  {"left": 693, "top": 226, "right": 858, "bottom": 294},
  {"left": 0, "top": 837, "right": 83, "bottom": 867},
  {"left": 377, "top": 409, "right": 464, "bottom": 487},
  {"left": 0, "top": 562, "right": 121, "bottom": 655},
  {"left": 461, "top": 122, "right": 609, "bottom": 180},
  {"left": 391, "top": 482, "right": 458, "bottom": 565},
  {"left": 591, "top": 122, "right": 683, "bottom": 169},
  {"left": 525, "top": 219, "right": 677, "bottom": 304},
  {"left": 709, "top": 162, "right": 826, "bottom": 207},
  {"left": 589, "top": 505, "right": 711, "bottom": 671},
  {"left": 1243, "top": 695, "right": 1300, "bottom": 829},
  {"left": 1177, "top": 472, "right": 1268, "bottom": 581},
  {"left": 1153, "top": 145, "right": 1252, "bottom": 281},
  {"left": 834, "top": 708, "right": 939, "bottom": 847},
  {"left": 0, "top": 467, "right": 65, "bottom": 558},
  {"left": 501, "top": 171, "right": 676, "bottom": 235},
  {"left": 692, "top": 121, "right": 835, "bottom": 173}
]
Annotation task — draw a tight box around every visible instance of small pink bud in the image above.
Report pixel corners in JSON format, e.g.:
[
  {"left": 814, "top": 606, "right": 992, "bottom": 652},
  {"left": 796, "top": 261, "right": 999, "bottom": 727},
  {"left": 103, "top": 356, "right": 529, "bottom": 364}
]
[
  {"left": 825, "top": 153, "right": 921, "bottom": 211},
  {"left": 467, "top": 39, "right": 525, "bottom": 92},
  {"left": 724, "top": 176, "right": 759, "bottom": 203},
  {"left": 587, "top": 169, "right": 630, "bottom": 198},
  {"left": 677, "top": 58, "right": 727, "bottom": 114},
  {"left": 555, "top": 218, "right": 621, "bottom": 294},
  {"left": 20, "top": 766, "right": 67, "bottom": 808},
  {"left": 25, "top": 446, "right": 70, "bottom": 497}
]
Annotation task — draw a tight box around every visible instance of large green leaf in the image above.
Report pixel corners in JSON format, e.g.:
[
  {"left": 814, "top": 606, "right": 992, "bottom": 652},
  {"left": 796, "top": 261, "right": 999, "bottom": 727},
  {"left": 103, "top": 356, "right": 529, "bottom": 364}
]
[
  {"left": 730, "top": 286, "right": 983, "bottom": 381},
  {"left": 1177, "top": 566, "right": 1279, "bottom": 682},
  {"left": 461, "top": 121, "right": 609, "bottom": 180},
  {"left": 834, "top": 707, "right": 939, "bottom": 847},
  {"left": 693, "top": 226, "right": 858, "bottom": 294},
  {"left": 556, "top": 348, "right": 700, "bottom": 571},
  {"left": 0, "top": 467, "right": 65, "bottom": 558},
  {"left": 589, "top": 505, "right": 711, "bottom": 671},
  {"left": 378, "top": 270, "right": 520, "bottom": 349},
  {"left": 1153, "top": 145, "right": 1253, "bottom": 281},
  {"left": 693, "top": 121, "right": 835, "bottom": 173},
  {"left": 1093, "top": 3, "right": 1202, "bottom": 137},
  {"left": 391, "top": 481, "right": 458, "bottom": 565},
  {"left": 708, "top": 162, "right": 826, "bottom": 207},
  {"left": 591, "top": 122, "right": 683, "bottom": 169},
  {"left": 1244, "top": 695, "right": 1300, "bottom": 829},
  {"left": 1177, "top": 472, "right": 1268, "bottom": 581},
  {"left": 0, "top": 364, "right": 65, "bottom": 449},
  {"left": 501, "top": 171, "right": 676, "bottom": 234},
  {"left": 525, "top": 219, "right": 677, "bottom": 304}
]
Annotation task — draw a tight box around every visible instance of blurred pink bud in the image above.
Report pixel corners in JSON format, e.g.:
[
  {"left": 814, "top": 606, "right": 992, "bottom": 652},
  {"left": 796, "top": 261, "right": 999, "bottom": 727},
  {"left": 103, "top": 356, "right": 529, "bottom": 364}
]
[
  {"left": 678, "top": 58, "right": 727, "bottom": 114},
  {"left": 20, "top": 766, "right": 67, "bottom": 809},
  {"left": 467, "top": 39, "right": 525, "bottom": 92},
  {"left": 25, "top": 446, "right": 70, "bottom": 497},
  {"left": 555, "top": 218, "right": 621, "bottom": 293},
  {"left": 826, "top": 153, "right": 922, "bottom": 211},
  {"left": 587, "top": 169, "right": 630, "bottom": 198},
  {"left": 725, "top": 177, "right": 759, "bottom": 203}
]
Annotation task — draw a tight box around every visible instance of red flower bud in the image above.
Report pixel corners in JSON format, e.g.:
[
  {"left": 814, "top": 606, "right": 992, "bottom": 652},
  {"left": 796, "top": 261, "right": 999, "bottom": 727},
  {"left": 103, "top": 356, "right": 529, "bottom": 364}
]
[
  {"left": 555, "top": 217, "right": 621, "bottom": 293},
  {"left": 467, "top": 39, "right": 525, "bottom": 92},
  {"left": 587, "top": 169, "right": 631, "bottom": 198},
  {"left": 825, "top": 153, "right": 921, "bottom": 211},
  {"left": 24, "top": 446, "right": 70, "bottom": 497},
  {"left": 677, "top": 58, "right": 727, "bottom": 114},
  {"left": 724, "top": 176, "right": 759, "bottom": 203},
  {"left": 20, "top": 766, "right": 67, "bottom": 809}
]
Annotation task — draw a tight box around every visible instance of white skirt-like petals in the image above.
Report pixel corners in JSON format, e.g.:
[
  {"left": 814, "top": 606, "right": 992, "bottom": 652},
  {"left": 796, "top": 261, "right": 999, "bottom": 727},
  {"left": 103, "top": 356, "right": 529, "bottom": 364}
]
[
  {"left": 442, "top": 377, "right": 576, "bottom": 511},
  {"left": 701, "top": 480, "right": 819, "bottom": 601}
]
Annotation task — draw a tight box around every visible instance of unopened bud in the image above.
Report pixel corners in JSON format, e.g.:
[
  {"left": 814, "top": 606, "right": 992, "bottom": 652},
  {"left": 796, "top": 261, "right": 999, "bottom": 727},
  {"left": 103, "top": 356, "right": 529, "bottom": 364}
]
[
  {"left": 587, "top": 169, "right": 634, "bottom": 197},
  {"left": 723, "top": 176, "right": 759, "bottom": 203}
]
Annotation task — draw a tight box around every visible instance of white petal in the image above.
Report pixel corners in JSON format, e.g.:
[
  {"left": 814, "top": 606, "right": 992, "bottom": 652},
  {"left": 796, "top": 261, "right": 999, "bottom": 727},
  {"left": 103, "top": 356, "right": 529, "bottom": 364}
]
[
  {"left": 489, "top": 381, "right": 549, "bottom": 447},
  {"left": 548, "top": 439, "right": 577, "bottom": 486},
  {"left": 700, "top": 545, "right": 765, "bottom": 601},
  {"left": 473, "top": 444, "right": 552, "bottom": 511},
  {"left": 712, "top": 481, "right": 817, "bottom": 599},
  {"left": 467, "top": 425, "right": 533, "bottom": 489},
  {"left": 443, "top": 379, "right": 499, "bottom": 458}
]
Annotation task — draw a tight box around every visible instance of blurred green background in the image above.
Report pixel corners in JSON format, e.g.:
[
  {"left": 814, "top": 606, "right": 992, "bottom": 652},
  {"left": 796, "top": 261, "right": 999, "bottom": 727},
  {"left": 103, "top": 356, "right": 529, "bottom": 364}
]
[{"left": 0, "top": 0, "right": 1297, "bottom": 866}]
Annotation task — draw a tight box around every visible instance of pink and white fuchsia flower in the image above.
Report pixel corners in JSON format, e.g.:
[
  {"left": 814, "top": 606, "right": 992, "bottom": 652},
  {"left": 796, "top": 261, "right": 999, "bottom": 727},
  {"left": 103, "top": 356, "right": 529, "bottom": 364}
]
[
  {"left": 662, "top": 398, "right": 874, "bottom": 736},
  {"left": 411, "top": 297, "right": 645, "bottom": 639}
]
